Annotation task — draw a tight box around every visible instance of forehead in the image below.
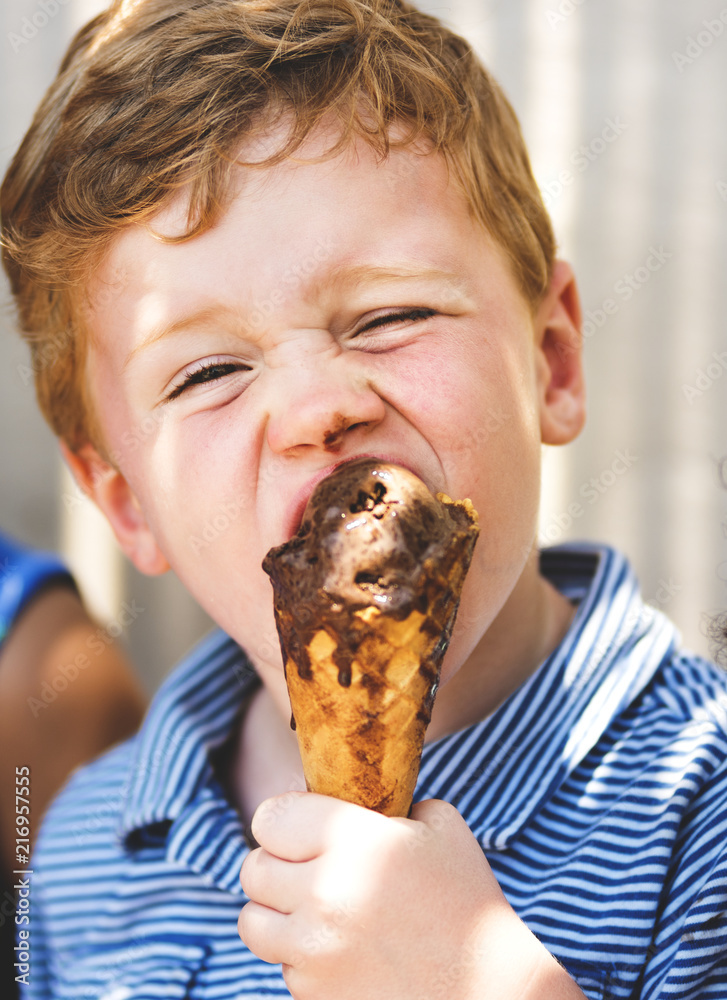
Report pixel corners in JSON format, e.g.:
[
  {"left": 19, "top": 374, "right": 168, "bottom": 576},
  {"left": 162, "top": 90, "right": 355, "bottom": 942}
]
[{"left": 86, "top": 126, "right": 507, "bottom": 340}]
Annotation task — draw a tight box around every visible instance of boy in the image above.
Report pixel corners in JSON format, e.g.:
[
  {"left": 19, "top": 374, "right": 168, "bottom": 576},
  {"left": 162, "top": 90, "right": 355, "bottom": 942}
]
[{"left": 2, "top": 0, "right": 726, "bottom": 997}]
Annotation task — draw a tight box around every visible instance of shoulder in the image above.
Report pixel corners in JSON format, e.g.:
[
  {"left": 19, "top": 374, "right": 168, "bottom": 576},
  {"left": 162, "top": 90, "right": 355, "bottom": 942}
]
[
  {"left": 608, "top": 645, "right": 727, "bottom": 782},
  {"left": 33, "top": 735, "right": 137, "bottom": 866},
  {"left": 559, "top": 644, "right": 727, "bottom": 831},
  {"left": 25, "top": 630, "right": 268, "bottom": 998},
  {"left": 33, "top": 627, "right": 246, "bottom": 855},
  {"left": 634, "top": 655, "right": 727, "bottom": 996},
  {"left": 646, "top": 649, "right": 727, "bottom": 739},
  {"left": 605, "top": 649, "right": 727, "bottom": 830},
  {"left": 654, "top": 652, "right": 727, "bottom": 817}
]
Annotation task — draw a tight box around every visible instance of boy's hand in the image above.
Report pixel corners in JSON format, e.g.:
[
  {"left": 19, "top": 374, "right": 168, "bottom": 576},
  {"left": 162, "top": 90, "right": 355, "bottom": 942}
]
[{"left": 238, "top": 792, "right": 584, "bottom": 1000}]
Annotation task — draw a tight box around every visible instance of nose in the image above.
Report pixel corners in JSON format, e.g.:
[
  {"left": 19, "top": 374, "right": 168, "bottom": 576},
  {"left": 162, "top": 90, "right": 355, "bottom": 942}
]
[{"left": 266, "top": 353, "right": 386, "bottom": 455}]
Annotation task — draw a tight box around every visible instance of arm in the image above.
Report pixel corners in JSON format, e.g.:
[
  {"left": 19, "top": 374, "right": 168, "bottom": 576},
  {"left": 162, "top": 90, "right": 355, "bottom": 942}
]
[
  {"left": 636, "top": 760, "right": 727, "bottom": 1000},
  {"left": 0, "top": 584, "right": 146, "bottom": 875},
  {"left": 238, "top": 792, "right": 586, "bottom": 1000}
]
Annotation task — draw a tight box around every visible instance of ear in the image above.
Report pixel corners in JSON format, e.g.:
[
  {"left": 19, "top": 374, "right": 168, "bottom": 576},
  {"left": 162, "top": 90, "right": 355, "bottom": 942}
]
[
  {"left": 533, "top": 259, "right": 586, "bottom": 446},
  {"left": 60, "top": 441, "right": 170, "bottom": 576}
]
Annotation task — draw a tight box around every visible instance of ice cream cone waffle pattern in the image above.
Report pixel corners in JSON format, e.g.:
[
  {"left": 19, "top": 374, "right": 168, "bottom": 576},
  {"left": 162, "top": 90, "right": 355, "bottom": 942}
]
[{"left": 262, "top": 459, "right": 479, "bottom": 817}]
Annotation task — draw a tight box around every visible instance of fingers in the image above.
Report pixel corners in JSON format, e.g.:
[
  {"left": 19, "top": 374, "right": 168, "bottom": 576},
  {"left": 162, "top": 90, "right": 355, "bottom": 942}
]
[
  {"left": 240, "top": 846, "right": 306, "bottom": 913},
  {"left": 250, "top": 791, "right": 317, "bottom": 860},
  {"left": 409, "top": 797, "right": 462, "bottom": 829},
  {"left": 237, "top": 901, "right": 291, "bottom": 966},
  {"left": 250, "top": 790, "right": 379, "bottom": 861}
]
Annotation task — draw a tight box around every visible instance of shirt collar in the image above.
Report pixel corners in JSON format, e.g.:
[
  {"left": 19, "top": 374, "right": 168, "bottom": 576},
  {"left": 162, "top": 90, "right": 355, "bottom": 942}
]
[
  {"left": 416, "top": 543, "right": 681, "bottom": 849},
  {"left": 119, "top": 629, "right": 255, "bottom": 844}
]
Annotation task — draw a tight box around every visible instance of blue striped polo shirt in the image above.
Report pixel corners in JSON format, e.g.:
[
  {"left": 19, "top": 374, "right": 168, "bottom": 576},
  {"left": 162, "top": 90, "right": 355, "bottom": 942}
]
[{"left": 20, "top": 543, "right": 727, "bottom": 999}]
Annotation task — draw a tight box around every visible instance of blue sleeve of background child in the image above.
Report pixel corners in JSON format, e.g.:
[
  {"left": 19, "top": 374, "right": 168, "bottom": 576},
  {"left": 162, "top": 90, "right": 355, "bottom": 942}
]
[{"left": 0, "top": 531, "right": 76, "bottom": 647}]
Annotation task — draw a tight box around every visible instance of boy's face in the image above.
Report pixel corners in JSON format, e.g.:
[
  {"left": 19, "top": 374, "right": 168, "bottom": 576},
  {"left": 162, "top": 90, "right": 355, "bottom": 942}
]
[{"left": 73, "top": 125, "right": 583, "bottom": 692}]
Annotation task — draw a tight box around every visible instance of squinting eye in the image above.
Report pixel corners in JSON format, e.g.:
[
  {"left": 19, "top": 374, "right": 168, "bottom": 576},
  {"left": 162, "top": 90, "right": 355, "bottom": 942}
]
[
  {"left": 166, "top": 361, "right": 251, "bottom": 401},
  {"left": 353, "top": 308, "right": 437, "bottom": 336}
]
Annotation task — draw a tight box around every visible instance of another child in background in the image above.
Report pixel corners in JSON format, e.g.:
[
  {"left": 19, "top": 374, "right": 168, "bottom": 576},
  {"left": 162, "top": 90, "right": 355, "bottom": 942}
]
[{"left": 0, "top": 531, "right": 145, "bottom": 996}]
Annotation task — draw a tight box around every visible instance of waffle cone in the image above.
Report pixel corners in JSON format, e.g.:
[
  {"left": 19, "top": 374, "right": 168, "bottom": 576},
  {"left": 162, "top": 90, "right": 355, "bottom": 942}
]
[
  {"left": 285, "top": 606, "right": 445, "bottom": 817},
  {"left": 263, "top": 462, "right": 479, "bottom": 818}
]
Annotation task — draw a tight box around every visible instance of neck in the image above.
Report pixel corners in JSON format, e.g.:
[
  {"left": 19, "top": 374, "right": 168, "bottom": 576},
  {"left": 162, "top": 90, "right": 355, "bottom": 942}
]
[{"left": 426, "top": 548, "right": 576, "bottom": 741}]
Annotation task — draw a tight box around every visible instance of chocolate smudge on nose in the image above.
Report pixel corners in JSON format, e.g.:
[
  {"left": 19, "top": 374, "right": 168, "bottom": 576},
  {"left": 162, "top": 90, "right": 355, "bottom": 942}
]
[{"left": 323, "top": 413, "right": 356, "bottom": 451}]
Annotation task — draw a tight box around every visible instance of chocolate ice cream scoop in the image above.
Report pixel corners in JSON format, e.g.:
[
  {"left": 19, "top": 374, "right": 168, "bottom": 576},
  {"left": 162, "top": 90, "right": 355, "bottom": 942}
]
[{"left": 262, "top": 458, "right": 479, "bottom": 816}]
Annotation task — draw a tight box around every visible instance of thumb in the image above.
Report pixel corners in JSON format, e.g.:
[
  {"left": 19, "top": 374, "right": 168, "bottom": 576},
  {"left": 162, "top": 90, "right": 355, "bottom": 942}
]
[{"left": 409, "top": 797, "right": 463, "bottom": 832}]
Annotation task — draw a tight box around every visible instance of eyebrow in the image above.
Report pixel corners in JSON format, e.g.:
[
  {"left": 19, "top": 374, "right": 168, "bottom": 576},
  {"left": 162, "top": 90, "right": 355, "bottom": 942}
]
[
  {"left": 124, "top": 266, "right": 470, "bottom": 369},
  {"left": 123, "top": 305, "right": 246, "bottom": 371},
  {"left": 319, "top": 264, "right": 470, "bottom": 296}
]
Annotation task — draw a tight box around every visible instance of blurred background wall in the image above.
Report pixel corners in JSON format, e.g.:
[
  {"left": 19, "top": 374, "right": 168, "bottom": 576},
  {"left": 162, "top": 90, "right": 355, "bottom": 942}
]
[{"left": 1, "top": 0, "right": 726, "bottom": 694}]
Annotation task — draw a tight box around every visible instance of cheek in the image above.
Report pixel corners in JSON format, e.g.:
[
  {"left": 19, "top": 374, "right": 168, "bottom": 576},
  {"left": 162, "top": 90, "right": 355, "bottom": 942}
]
[
  {"left": 127, "top": 411, "right": 257, "bottom": 567},
  {"left": 401, "top": 336, "right": 542, "bottom": 579},
  {"left": 385, "top": 336, "right": 540, "bottom": 481},
  {"left": 384, "top": 349, "right": 462, "bottom": 419},
  {"left": 133, "top": 419, "right": 279, "bottom": 651},
  {"left": 374, "top": 334, "right": 488, "bottom": 419}
]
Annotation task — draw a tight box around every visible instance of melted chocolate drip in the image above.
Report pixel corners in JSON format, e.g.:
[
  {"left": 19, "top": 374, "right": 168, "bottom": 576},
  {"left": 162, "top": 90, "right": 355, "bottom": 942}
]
[{"left": 262, "top": 458, "right": 478, "bottom": 689}]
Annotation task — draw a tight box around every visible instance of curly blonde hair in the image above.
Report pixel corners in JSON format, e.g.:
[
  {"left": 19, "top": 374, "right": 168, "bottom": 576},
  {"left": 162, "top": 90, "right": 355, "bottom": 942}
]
[{"left": 1, "top": 0, "right": 555, "bottom": 454}]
